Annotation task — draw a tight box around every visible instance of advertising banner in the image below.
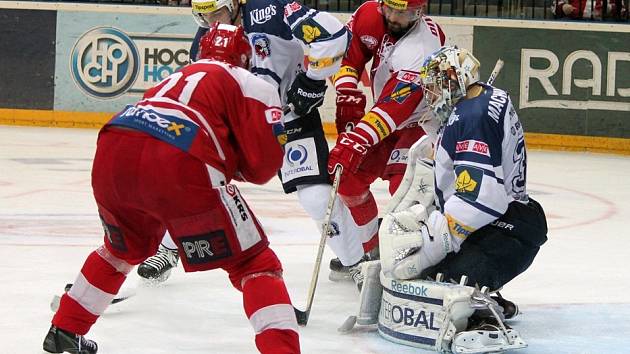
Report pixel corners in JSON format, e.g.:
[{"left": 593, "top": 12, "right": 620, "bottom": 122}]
[
  {"left": 55, "top": 11, "right": 196, "bottom": 112},
  {"left": 474, "top": 26, "right": 630, "bottom": 138}
]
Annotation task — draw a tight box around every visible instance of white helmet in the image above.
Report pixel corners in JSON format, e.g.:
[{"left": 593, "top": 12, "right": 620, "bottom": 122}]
[
  {"left": 419, "top": 46, "right": 480, "bottom": 124},
  {"left": 191, "top": 0, "right": 238, "bottom": 28}
]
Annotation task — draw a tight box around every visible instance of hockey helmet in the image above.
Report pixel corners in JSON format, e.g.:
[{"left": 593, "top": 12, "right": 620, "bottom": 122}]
[
  {"left": 192, "top": 0, "right": 239, "bottom": 28},
  {"left": 380, "top": 0, "right": 427, "bottom": 21},
  {"left": 199, "top": 23, "right": 252, "bottom": 69},
  {"left": 419, "top": 46, "right": 480, "bottom": 123}
]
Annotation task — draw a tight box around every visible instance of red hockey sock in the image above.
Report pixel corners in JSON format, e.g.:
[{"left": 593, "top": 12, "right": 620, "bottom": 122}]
[
  {"left": 52, "top": 249, "right": 127, "bottom": 335},
  {"left": 243, "top": 275, "right": 300, "bottom": 354}
]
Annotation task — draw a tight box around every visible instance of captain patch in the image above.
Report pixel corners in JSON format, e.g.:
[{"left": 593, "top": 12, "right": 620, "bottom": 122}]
[{"left": 454, "top": 165, "right": 483, "bottom": 202}]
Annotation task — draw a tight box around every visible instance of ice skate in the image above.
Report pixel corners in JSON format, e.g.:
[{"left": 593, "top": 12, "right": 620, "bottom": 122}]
[
  {"left": 137, "top": 245, "right": 179, "bottom": 283},
  {"left": 43, "top": 325, "right": 98, "bottom": 354}
]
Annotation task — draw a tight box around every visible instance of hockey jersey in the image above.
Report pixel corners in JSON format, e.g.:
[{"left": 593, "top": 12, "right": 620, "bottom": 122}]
[
  {"left": 190, "top": 0, "right": 350, "bottom": 104},
  {"left": 333, "top": 1, "right": 445, "bottom": 147},
  {"left": 106, "top": 60, "right": 284, "bottom": 185},
  {"left": 434, "top": 83, "right": 528, "bottom": 241}
]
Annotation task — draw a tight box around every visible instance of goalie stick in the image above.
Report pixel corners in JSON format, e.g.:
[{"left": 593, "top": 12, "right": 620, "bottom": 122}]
[
  {"left": 50, "top": 283, "right": 136, "bottom": 313},
  {"left": 294, "top": 166, "right": 343, "bottom": 326},
  {"left": 337, "top": 58, "right": 505, "bottom": 334}
]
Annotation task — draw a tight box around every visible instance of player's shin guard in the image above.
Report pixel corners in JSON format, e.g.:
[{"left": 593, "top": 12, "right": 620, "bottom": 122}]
[
  {"left": 52, "top": 246, "right": 132, "bottom": 335},
  {"left": 339, "top": 192, "right": 379, "bottom": 253},
  {"left": 242, "top": 273, "right": 300, "bottom": 354}
]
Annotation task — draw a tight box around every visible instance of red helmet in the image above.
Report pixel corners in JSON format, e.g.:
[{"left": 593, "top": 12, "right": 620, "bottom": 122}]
[
  {"left": 199, "top": 22, "right": 251, "bottom": 69},
  {"left": 382, "top": 0, "right": 427, "bottom": 10}
]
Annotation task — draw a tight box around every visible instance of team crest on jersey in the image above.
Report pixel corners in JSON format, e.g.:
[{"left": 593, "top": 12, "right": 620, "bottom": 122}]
[
  {"left": 387, "top": 81, "right": 418, "bottom": 104},
  {"left": 252, "top": 34, "right": 271, "bottom": 59},
  {"left": 284, "top": 1, "right": 303, "bottom": 17},
  {"left": 296, "top": 19, "right": 330, "bottom": 44},
  {"left": 454, "top": 166, "right": 483, "bottom": 202},
  {"left": 360, "top": 35, "right": 378, "bottom": 50}
]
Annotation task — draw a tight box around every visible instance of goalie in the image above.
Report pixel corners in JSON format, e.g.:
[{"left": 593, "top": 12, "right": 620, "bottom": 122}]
[{"left": 352, "top": 47, "right": 548, "bottom": 353}]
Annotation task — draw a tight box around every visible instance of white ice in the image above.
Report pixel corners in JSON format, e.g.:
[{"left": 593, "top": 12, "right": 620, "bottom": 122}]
[{"left": 1, "top": 125, "right": 630, "bottom": 353}]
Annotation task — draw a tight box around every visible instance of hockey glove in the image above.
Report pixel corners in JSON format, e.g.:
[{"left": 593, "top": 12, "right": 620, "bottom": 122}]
[
  {"left": 389, "top": 210, "right": 460, "bottom": 280},
  {"left": 286, "top": 72, "right": 327, "bottom": 117},
  {"left": 335, "top": 88, "right": 366, "bottom": 133},
  {"left": 327, "top": 131, "right": 369, "bottom": 175}
]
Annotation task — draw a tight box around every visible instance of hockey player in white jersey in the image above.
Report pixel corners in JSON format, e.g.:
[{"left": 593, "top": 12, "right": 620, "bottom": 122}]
[
  {"left": 137, "top": 0, "right": 356, "bottom": 282},
  {"left": 349, "top": 47, "right": 548, "bottom": 353}
]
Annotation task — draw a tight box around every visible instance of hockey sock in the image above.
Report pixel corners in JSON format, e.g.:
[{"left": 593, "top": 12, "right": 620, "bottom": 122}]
[
  {"left": 340, "top": 192, "right": 379, "bottom": 252},
  {"left": 243, "top": 274, "right": 300, "bottom": 354},
  {"left": 52, "top": 248, "right": 128, "bottom": 335},
  {"left": 234, "top": 249, "right": 300, "bottom": 354}
]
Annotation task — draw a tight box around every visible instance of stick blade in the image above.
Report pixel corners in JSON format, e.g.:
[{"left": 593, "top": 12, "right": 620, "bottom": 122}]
[
  {"left": 294, "top": 307, "right": 309, "bottom": 326},
  {"left": 337, "top": 315, "right": 357, "bottom": 333}
]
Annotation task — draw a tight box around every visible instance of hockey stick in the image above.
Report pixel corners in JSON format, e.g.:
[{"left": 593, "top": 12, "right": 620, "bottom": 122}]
[
  {"left": 487, "top": 58, "right": 504, "bottom": 86},
  {"left": 50, "top": 283, "right": 136, "bottom": 313},
  {"left": 294, "top": 166, "right": 343, "bottom": 326}
]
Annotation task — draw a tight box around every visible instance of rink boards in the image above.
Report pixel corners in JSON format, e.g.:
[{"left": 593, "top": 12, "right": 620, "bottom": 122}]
[{"left": 0, "top": 1, "right": 629, "bottom": 153}]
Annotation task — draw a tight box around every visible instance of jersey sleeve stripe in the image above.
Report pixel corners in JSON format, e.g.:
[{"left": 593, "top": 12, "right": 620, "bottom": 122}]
[
  {"left": 355, "top": 121, "right": 379, "bottom": 146},
  {"left": 251, "top": 66, "right": 283, "bottom": 87},
  {"left": 371, "top": 107, "right": 397, "bottom": 132}
]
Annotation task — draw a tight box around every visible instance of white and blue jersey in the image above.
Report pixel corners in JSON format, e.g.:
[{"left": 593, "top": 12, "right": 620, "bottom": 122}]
[
  {"left": 191, "top": 0, "right": 350, "bottom": 104},
  {"left": 434, "top": 83, "right": 528, "bottom": 239}
]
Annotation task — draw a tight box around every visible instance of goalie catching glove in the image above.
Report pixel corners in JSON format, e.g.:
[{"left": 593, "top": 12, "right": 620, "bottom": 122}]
[{"left": 380, "top": 206, "right": 464, "bottom": 280}]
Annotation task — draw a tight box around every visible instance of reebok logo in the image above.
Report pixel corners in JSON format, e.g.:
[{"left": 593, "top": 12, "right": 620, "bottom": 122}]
[{"left": 297, "top": 88, "right": 325, "bottom": 99}]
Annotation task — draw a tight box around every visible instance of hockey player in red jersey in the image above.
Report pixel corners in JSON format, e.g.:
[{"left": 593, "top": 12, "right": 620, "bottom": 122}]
[
  {"left": 327, "top": 0, "right": 446, "bottom": 287},
  {"left": 42, "top": 23, "right": 300, "bottom": 354}
]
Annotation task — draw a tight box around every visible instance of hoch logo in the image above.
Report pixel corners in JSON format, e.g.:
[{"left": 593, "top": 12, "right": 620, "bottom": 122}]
[{"left": 70, "top": 27, "right": 140, "bottom": 99}]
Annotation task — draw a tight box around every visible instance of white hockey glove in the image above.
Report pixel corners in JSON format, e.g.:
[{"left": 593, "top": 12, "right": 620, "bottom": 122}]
[
  {"left": 382, "top": 209, "right": 461, "bottom": 280},
  {"left": 380, "top": 204, "right": 429, "bottom": 277}
]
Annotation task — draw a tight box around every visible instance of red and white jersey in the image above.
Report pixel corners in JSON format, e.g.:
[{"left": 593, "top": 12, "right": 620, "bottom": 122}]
[
  {"left": 333, "top": 1, "right": 445, "bottom": 147},
  {"left": 107, "top": 60, "right": 284, "bottom": 185}
]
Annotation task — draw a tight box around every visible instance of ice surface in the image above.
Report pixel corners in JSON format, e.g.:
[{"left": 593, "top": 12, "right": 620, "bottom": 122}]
[{"left": 1, "top": 126, "right": 630, "bottom": 353}]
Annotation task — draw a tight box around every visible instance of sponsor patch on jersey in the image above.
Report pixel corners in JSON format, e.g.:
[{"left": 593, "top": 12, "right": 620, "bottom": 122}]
[
  {"left": 284, "top": 1, "right": 303, "bottom": 17},
  {"left": 454, "top": 165, "right": 483, "bottom": 202},
  {"left": 387, "top": 81, "right": 418, "bottom": 104},
  {"left": 249, "top": 4, "right": 277, "bottom": 25},
  {"left": 455, "top": 139, "right": 490, "bottom": 157},
  {"left": 265, "top": 107, "right": 282, "bottom": 124},
  {"left": 387, "top": 148, "right": 409, "bottom": 165},
  {"left": 396, "top": 70, "right": 421, "bottom": 84},
  {"left": 308, "top": 52, "right": 344, "bottom": 70},
  {"left": 281, "top": 137, "right": 320, "bottom": 183},
  {"left": 252, "top": 34, "right": 271, "bottom": 59},
  {"left": 363, "top": 111, "right": 391, "bottom": 140},
  {"left": 360, "top": 35, "right": 378, "bottom": 50},
  {"left": 445, "top": 214, "right": 475, "bottom": 239},
  {"left": 110, "top": 105, "right": 198, "bottom": 152},
  {"left": 179, "top": 231, "right": 232, "bottom": 265}
]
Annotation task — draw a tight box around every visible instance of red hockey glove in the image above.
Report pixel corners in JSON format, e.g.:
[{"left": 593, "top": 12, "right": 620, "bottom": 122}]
[
  {"left": 328, "top": 132, "right": 369, "bottom": 175},
  {"left": 335, "top": 88, "right": 366, "bottom": 133}
]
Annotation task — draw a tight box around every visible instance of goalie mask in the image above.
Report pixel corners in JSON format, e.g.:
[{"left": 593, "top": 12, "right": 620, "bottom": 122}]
[
  {"left": 192, "top": 0, "right": 240, "bottom": 27},
  {"left": 419, "top": 46, "right": 480, "bottom": 124},
  {"left": 199, "top": 23, "right": 252, "bottom": 69}
]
